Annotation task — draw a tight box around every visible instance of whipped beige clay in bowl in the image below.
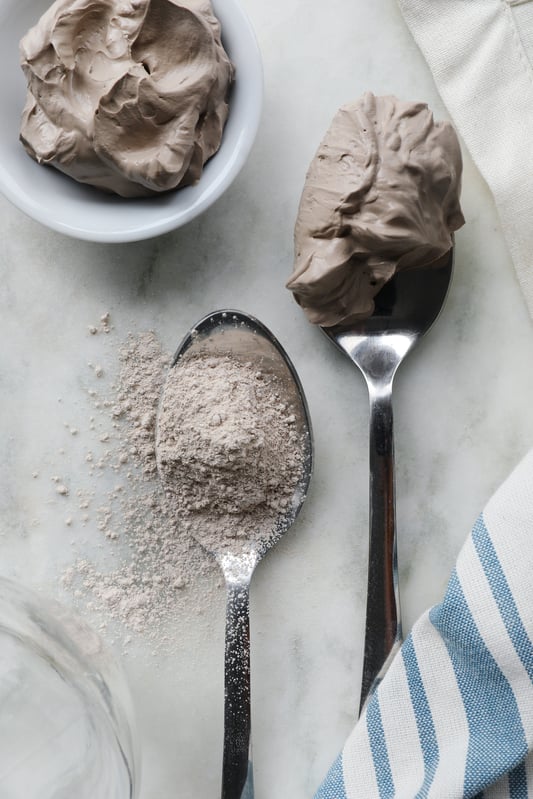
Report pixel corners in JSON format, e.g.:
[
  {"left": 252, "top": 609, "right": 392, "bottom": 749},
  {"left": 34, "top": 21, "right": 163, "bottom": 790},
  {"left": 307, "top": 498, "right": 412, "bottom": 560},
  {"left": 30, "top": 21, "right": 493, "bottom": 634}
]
[{"left": 0, "top": 0, "right": 263, "bottom": 241}]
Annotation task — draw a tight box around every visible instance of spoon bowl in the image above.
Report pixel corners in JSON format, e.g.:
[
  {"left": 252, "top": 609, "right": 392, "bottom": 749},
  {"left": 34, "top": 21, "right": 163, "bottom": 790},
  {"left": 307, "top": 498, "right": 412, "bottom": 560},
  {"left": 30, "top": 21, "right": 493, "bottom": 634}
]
[
  {"left": 322, "top": 249, "right": 454, "bottom": 712},
  {"left": 157, "top": 310, "right": 312, "bottom": 799}
]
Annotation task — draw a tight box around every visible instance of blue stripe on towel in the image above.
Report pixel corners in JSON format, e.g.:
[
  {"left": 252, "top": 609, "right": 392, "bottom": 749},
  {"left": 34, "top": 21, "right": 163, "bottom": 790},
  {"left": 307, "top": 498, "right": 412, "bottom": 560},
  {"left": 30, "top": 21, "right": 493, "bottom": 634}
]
[
  {"left": 401, "top": 634, "right": 439, "bottom": 796},
  {"left": 473, "top": 515, "right": 533, "bottom": 679},
  {"left": 430, "top": 571, "right": 527, "bottom": 797},
  {"left": 314, "top": 754, "right": 347, "bottom": 799},
  {"left": 367, "top": 693, "right": 394, "bottom": 797},
  {"left": 510, "top": 762, "right": 528, "bottom": 798}
]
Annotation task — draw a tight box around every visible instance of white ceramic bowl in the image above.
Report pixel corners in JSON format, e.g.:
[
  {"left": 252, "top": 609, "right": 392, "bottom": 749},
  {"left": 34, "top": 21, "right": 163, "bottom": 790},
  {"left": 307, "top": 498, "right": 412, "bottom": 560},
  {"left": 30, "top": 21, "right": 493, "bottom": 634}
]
[{"left": 0, "top": 0, "right": 263, "bottom": 242}]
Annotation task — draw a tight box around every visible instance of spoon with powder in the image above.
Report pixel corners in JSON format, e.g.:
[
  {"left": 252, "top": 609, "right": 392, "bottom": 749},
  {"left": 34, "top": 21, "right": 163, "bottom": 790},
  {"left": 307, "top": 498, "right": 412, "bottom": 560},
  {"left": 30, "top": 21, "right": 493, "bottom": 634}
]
[{"left": 155, "top": 310, "right": 313, "bottom": 799}]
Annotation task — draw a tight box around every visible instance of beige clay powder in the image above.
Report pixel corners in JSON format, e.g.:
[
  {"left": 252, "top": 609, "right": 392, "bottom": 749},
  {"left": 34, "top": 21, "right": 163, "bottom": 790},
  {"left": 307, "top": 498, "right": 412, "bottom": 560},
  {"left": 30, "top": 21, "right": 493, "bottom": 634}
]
[{"left": 156, "top": 352, "right": 306, "bottom": 553}]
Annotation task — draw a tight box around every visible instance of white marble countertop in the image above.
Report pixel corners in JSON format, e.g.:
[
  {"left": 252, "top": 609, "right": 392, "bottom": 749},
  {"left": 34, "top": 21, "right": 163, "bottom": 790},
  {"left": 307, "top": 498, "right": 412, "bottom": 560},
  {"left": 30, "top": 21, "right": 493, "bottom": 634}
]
[{"left": 1, "top": 0, "right": 533, "bottom": 796}]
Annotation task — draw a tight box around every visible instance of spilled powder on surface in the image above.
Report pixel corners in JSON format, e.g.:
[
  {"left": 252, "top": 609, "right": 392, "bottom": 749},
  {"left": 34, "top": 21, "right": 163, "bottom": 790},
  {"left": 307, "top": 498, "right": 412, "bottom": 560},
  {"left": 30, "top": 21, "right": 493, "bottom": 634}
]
[{"left": 59, "top": 327, "right": 217, "bottom": 647}]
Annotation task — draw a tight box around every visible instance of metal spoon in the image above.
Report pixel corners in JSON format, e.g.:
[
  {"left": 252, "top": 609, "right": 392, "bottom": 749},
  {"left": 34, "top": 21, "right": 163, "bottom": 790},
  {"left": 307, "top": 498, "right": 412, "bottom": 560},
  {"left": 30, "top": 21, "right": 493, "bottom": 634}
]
[
  {"left": 156, "top": 310, "right": 313, "bottom": 799},
  {"left": 322, "top": 249, "right": 454, "bottom": 713}
]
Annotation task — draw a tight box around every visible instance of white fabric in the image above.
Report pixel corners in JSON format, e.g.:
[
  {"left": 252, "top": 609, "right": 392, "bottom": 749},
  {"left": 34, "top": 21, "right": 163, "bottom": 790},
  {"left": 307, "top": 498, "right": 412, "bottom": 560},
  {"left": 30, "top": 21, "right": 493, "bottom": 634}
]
[
  {"left": 397, "top": 0, "right": 533, "bottom": 317},
  {"left": 415, "top": 619, "right": 470, "bottom": 798},
  {"left": 377, "top": 656, "right": 425, "bottom": 793}
]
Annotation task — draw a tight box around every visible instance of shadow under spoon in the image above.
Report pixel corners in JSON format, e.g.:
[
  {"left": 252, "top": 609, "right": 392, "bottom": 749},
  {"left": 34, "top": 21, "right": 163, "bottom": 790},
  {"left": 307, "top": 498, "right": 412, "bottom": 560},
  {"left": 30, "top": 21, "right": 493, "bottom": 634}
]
[
  {"left": 156, "top": 310, "right": 313, "bottom": 799},
  {"left": 322, "top": 249, "right": 454, "bottom": 714}
]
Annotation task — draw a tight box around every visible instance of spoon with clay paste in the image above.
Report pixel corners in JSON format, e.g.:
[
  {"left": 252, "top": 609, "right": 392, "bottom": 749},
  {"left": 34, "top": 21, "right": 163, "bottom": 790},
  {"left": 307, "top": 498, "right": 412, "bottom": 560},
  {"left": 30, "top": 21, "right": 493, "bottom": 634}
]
[
  {"left": 322, "top": 249, "right": 454, "bottom": 714},
  {"left": 156, "top": 310, "right": 313, "bottom": 799}
]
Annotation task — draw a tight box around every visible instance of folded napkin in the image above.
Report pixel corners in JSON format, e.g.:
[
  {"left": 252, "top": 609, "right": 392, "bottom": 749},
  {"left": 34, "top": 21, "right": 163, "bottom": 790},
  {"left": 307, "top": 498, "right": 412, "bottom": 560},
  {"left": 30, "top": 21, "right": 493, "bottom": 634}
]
[
  {"left": 396, "top": 0, "right": 533, "bottom": 318},
  {"left": 315, "top": 449, "right": 533, "bottom": 798}
]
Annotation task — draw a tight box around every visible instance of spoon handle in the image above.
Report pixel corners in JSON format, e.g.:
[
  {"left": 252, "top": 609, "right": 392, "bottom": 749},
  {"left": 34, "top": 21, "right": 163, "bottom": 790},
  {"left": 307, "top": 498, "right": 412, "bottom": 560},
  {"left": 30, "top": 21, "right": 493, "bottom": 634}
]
[
  {"left": 360, "top": 382, "right": 402, "bottom": 713},
  {"left": 221, "top": 579, "right": 254, "bottom": 799}
]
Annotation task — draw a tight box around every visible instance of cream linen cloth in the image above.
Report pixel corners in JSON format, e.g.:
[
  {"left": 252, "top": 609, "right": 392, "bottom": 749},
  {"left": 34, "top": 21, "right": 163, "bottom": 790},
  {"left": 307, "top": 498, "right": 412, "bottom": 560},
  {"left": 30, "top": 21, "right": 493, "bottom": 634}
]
[{"left": 397, "top": 0, "right": 533, "bottom": 316}]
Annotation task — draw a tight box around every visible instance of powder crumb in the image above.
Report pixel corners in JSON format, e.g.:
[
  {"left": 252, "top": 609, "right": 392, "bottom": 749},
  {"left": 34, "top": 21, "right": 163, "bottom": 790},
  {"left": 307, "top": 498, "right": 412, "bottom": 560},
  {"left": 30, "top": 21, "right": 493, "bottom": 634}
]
[
  {"left": 88, "top": 313, "right": 112, "bottom": 336},
  {"left": 56, "top": 484, "right": 69, "bottom": 496},
  {"left": 100, "top": 313, "right": 112, "bottom": 333}
]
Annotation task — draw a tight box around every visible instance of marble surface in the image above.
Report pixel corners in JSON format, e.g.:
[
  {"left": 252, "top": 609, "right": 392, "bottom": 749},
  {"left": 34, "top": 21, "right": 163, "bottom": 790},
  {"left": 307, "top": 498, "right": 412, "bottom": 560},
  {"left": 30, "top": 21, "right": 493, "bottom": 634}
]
[{"left": 1, "top": 0, "right": 533, "bottom": 797}]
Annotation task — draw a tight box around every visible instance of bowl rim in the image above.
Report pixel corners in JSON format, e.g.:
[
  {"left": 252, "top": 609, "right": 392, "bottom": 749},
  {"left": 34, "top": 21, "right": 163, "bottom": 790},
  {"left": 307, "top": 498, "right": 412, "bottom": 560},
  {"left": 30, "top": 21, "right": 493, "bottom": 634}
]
[{"left": 0, "top": 0, "right": 263, "bottom": 243}]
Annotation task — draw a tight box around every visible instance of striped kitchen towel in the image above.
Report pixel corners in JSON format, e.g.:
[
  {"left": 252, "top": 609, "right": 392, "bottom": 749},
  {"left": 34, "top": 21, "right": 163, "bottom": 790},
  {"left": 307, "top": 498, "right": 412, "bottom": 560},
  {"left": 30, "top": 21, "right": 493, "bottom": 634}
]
[{"left": 315, "top": 448, "right": 533, "bottom": 798}]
